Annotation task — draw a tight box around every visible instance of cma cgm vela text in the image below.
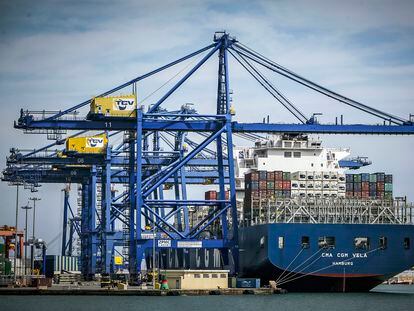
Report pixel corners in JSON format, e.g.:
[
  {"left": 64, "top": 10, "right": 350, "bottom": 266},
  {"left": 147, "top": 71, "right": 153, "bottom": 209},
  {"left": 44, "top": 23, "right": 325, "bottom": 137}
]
[{"left": 235, "top": 134, "right": 414, "bottom": 292}]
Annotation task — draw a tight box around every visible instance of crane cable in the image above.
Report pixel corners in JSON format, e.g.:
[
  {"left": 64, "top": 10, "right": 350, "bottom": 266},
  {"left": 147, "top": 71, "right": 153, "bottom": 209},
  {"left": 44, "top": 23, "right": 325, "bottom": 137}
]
[
  {"left": 228, "top": 48, "right": 307, "bottom": 124},
  {"left": 233, "top": 42, "right": 407, "bottom": 125}
]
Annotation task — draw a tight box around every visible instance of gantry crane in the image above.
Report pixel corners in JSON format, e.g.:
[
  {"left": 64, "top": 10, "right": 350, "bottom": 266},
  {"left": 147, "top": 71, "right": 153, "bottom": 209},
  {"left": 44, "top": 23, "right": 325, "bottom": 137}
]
[{"left": 4, "top": 32, "right": 414, "bottom": 279}]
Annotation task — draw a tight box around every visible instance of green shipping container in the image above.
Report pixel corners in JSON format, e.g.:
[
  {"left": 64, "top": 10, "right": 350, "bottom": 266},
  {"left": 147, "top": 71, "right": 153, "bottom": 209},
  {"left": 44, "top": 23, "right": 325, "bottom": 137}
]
[
  {"left": 353, "top": 175, "right": 361, "bottom": 182},
  {"left": 4, "top": 260, "right": 11, "bottom": 275},
  {"left": 384, "top": 192, "right": 393, "bottom": 200},
  {"left": 384, "top": 183, "right": 393, "bottom": 192},
  {"left": 369, "top": 174, "right": 377, "bottom": 183},
  {"left": 0, "top": 244, "right": 5, "bottom": 253},
  {"left": 283, "top": 172, "right": 291, "bottom": 181}
]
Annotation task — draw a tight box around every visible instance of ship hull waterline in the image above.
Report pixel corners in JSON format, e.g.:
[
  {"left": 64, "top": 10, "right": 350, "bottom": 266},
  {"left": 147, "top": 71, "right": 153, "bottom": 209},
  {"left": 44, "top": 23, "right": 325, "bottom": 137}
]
[{"left": 238, "top": 223, "right": 414, "bottom": 292}]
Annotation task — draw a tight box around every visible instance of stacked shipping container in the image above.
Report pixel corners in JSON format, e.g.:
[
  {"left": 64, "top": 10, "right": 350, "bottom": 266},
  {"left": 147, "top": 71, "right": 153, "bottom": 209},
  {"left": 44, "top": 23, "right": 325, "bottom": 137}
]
[
  {"left": 205, "top": 190, "right": 230, "bottom": 200},
  {"left": 291, "top": 171, "right": 346, "bottom": 198},
  {"left": 345, "top": 173, "right": 393, "bottom": 199},
  {"left": 0, "top": 243, "right": 11, "bottom": 275},
  {"left": 244, "top": 171, "right": 291, "bottom": 219},
  {"left": 245, "top": 170, "right": 291, "bottom": 202},
  {"left": 0, "top": 243, "right": 4, "bottom": 275}
]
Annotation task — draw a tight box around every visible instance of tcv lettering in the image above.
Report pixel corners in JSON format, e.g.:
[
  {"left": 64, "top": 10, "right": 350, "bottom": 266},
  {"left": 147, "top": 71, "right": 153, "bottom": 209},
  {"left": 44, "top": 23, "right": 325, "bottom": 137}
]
[
  {"left": 115, "top": 99, "right": 135, "bottom": 110},
  {"left": 87, "top": 138, "right": 104, "bottom": 147}
]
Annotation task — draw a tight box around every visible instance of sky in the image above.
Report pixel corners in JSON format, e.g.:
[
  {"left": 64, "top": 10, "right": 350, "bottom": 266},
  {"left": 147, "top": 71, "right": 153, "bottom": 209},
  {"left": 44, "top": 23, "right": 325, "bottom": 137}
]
[{"left": 0, "top": 0, "right": 413, "bottom": 255}]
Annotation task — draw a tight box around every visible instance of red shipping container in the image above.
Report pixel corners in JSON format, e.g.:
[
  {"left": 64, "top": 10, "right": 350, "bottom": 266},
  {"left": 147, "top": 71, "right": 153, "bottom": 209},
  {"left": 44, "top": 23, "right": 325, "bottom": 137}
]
[
  {"left": 259, "top": 190, "right": 267, "bottom": 198},
  {"left": 353, "top": 191, "right": 362, "bottom": 198},
  {"left": 377, "top": 191, "right": 384, "bottom": 199},
  {"left": 205, "top": 190, "right": 217, "bottom": 200},
  {"left": 282, "top": 181, "right": 291, "bottom": 190},
  {"left": 376, "top": 182, "right": 385, "bottom": 191},
  {"left": 275, "top": 181, "right": 283, "bottom": 190},
  {"left": 274, "top": 171, "right": 283, "bottom": 181},
  {"left": 259, "top": 181, "right": 267, "bottom": 190},
  {"left": 362, "top": 191, "right": 369, "bottom": 198},
  {"left": 362, "top": 182, "right": 369, "bottom": 191},
  {"left": 246, "top": 172, "right": 259, "bottom": 181},
  {"left": 267, "top": 171, "right": 275, "bottom": 181},
  {"left": 218, "top": 191, "right": 230, "bottom": 200},
  {"left": 346, "top": 191, "right": 353, "bottom": 198}
]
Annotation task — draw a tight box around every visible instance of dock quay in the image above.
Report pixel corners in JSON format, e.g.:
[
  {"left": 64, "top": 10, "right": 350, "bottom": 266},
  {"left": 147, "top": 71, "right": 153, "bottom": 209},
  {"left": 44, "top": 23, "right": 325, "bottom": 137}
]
[{"left": 0, "top": 287, "right": 286, "bottom": 296}]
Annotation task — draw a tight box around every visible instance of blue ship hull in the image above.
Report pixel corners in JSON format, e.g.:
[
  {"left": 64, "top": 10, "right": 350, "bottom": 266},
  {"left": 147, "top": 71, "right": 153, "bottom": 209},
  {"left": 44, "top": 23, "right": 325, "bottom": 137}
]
[{"left": 239, "top": 223, "right": 414, "bottom": 292}]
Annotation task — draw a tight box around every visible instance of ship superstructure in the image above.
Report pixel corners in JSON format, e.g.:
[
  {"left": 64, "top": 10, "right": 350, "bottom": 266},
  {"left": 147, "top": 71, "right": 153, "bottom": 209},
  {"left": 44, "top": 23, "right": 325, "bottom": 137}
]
[{"left": 234, "top": 134, "right": 350, "bottom": 202}]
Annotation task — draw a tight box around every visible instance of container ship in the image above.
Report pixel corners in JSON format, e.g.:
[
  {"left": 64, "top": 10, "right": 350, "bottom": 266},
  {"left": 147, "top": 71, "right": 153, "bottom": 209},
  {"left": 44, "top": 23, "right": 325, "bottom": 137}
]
[{"left": 234, "top": 134, "right": 414, "bottom": 292}]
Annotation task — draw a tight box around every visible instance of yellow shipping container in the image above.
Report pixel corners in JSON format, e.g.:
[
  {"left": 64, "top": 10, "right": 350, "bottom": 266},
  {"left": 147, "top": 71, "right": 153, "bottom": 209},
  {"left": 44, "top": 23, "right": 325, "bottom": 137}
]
[
  {"left": 66, "top": 134, "right": 108, "bottom": 154},
  {"left": 90, "top": 94, "right": 137, "bottom": 118}
]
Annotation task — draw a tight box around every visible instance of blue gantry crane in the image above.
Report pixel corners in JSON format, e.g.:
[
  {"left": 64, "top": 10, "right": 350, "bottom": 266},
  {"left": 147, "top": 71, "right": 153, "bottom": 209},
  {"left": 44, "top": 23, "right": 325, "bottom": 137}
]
[{"left": 4, "top": 32, "right": 414, "bottom": 279}]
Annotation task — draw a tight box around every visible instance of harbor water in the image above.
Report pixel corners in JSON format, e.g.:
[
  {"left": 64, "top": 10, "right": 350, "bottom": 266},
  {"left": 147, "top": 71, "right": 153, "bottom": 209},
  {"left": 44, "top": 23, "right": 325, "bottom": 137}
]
[{"left": 2, "top": 285, "right": 413, "bottom": 311}]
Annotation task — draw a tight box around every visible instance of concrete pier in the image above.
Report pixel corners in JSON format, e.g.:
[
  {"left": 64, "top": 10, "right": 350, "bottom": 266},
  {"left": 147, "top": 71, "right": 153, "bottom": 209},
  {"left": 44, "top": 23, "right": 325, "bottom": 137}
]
[{"left": 0, "top": 287, "right": 286, "bottom": 296}]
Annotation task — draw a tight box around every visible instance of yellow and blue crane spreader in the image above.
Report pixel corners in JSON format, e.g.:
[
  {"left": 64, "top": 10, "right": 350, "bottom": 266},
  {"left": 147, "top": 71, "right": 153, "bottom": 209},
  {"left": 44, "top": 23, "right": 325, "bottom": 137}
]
[
  {"left": 90, "top": 94, "right": 137, "bottom": 118},
  {"left": 66, "top": 134, "right": 108, "bottom": 154}
]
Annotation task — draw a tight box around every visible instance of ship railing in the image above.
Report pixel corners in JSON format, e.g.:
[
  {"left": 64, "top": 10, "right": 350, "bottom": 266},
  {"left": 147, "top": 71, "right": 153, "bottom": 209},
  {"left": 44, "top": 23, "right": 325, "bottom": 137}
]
[{"left": 240, "top": 198, "right": 414, "bottom": 226}]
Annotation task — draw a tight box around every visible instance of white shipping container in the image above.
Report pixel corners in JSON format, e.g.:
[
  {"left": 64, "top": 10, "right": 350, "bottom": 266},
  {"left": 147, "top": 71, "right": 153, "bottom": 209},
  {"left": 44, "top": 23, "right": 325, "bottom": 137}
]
[
  {"left": 322, "top": 182, "right": 330, "bottom": 190},
  {"left": 314, "top": 182, "right": 322, "bottom": 190},
  {"left": 307, "top": 191, "right": 315, "bottom": 198},
  {"left": 297, "top": 171, "right": 307, "bottom": 180},
  {"left": 47, "top": 255, "right": 80, "bottom": 275},
  {"left": 291, "top": 181, "right": 299, "bottom": 189},
  {"left": 314, "top": 172, "right": 322, "bottom": 180},
  {"left": 330, "top": 191, "right": 338, "bottom": 198},
  {"left": 291, "top": 189, "right": 300, "bottom": 195}
]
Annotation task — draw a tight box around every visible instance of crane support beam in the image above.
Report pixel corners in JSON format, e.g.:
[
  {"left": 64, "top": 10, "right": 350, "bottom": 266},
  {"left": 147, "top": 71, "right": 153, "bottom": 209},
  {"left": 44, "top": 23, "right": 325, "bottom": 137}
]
[
  {"left": 233, "top": 123, "right": 414, "bottom": 134},
  {"left": 15, "top": 119, "right": 414, "bottom": 134},
  {"left": 7, "top": 156, "right": 229, "bottom": 167}
]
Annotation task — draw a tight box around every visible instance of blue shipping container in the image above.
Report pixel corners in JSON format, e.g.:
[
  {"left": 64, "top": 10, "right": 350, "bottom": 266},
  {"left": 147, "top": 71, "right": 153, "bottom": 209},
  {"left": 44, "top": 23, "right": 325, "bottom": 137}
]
[
  {"left": 236, "top": 278, "right": 260, "bottom": 288},
  {"left": 361, "top": 173, "right": 370, "bottom": 182}
]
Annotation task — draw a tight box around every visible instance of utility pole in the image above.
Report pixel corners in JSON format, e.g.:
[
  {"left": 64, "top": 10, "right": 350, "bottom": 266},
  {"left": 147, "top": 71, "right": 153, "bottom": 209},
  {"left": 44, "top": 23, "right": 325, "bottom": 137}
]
[
  {"left": 21, "top": 204, "right": 32, "bottom": 275},
  {"left": 29, "top": 197, "right": 41, "bottom": 274},
  {"left": 13, "top": 183, "right": 20, "bottom": 284},
  {"left": 152, "top": 225, "right": 156, "bottom": 289}
]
